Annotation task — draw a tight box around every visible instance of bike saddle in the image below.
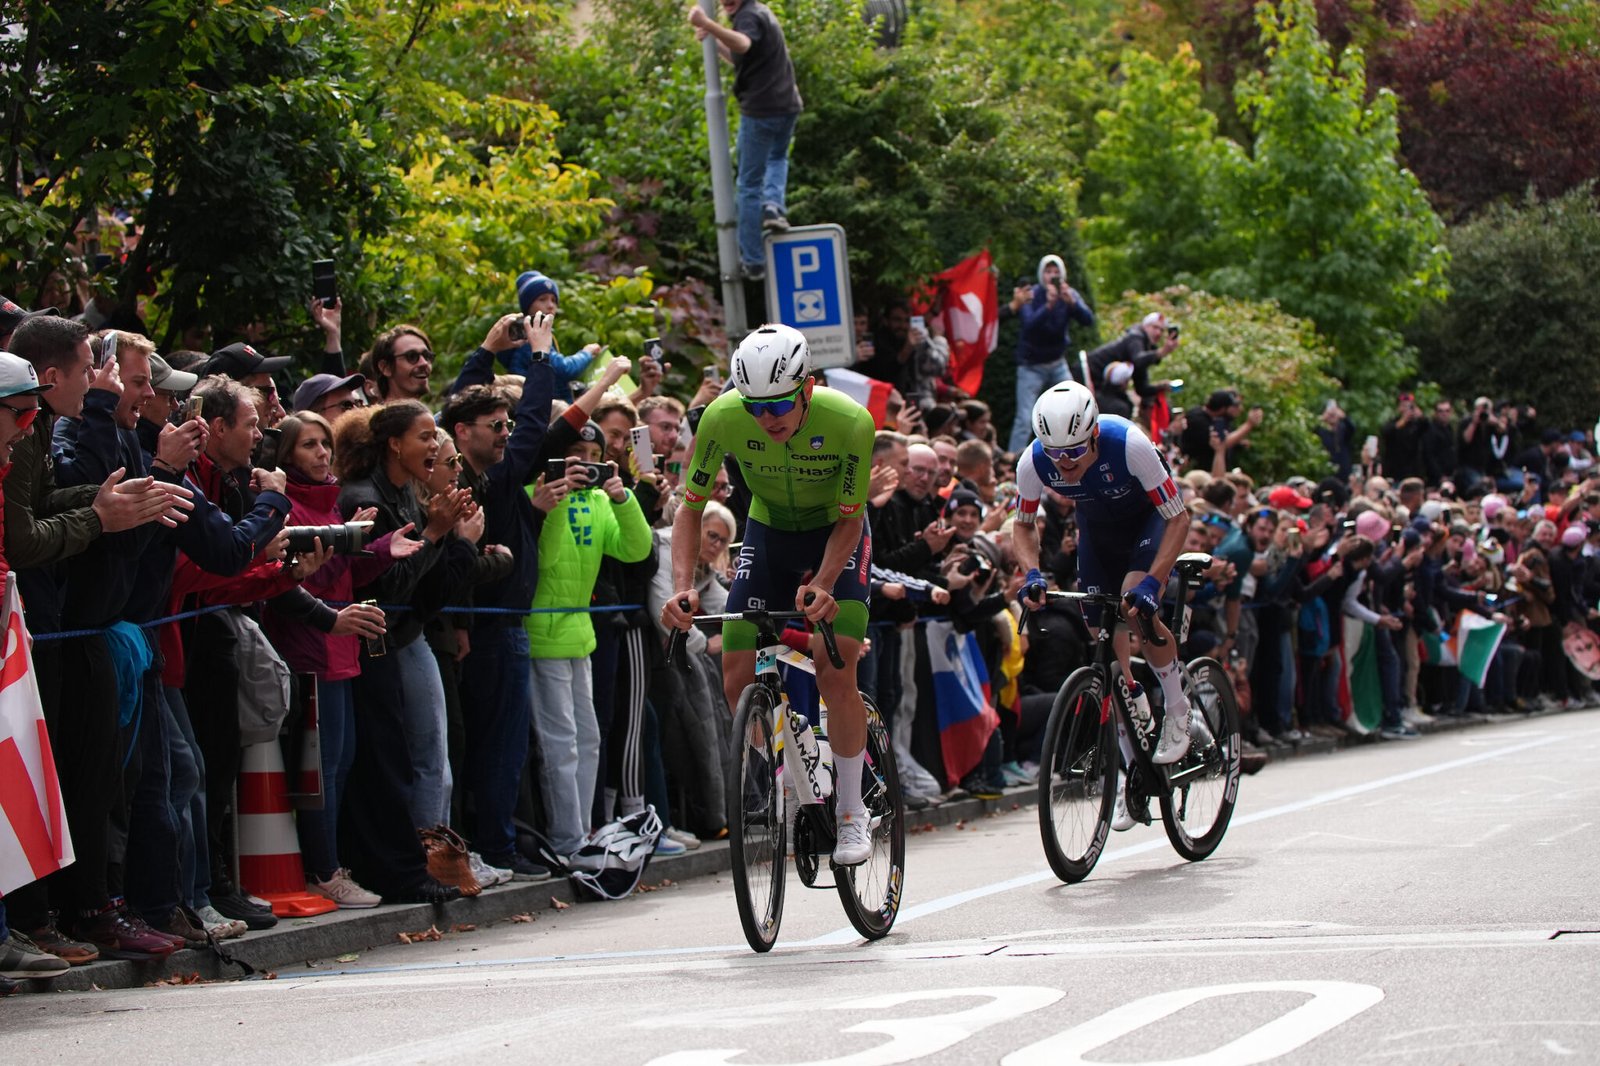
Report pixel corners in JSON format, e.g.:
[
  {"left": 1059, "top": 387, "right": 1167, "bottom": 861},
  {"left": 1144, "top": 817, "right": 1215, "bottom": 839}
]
[{"left": 1175, "top": 551, "right": 1214, "bottom": 575}]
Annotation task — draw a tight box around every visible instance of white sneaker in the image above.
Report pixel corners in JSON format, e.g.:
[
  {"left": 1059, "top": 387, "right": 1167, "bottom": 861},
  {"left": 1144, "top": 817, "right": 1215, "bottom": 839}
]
[
  {"left": 194, "top": 905, "right": 246, "bottom": 940},
  {"left": 663, "top": 827, "right": 702, "bottom": 850},
  {"left": 833, "top": 813, "right": 873, "bottom": 866},
  {"left": 468, "top": 852, "right": 511, "bottom": 888},
  {"left": 1154, "top": 711, "right": 1192, "bottom": 765},
  {"left": 1111, "top": 772, "right": 1135, "bottom": 832},
  {"left": 654, "top": 835, "right": 687, "bottom": 857},
  {"left": 307, "top": 868, "right": 381, "bottom": 909}
]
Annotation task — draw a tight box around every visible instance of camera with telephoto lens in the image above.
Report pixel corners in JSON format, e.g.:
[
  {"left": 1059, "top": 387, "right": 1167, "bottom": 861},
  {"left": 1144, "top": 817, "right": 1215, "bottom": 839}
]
[
  {"left": 283, "top": 521, "right": 374, "bottom": 557},
  {"left": 958, "top": 552, "right": 992, "bottom": 577}
]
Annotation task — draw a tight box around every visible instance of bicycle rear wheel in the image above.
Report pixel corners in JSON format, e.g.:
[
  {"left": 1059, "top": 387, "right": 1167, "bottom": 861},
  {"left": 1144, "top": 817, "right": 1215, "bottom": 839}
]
[
  {"left": 727, "top": 684, "right": 787, "bottom": 952},
  {"left": 1159, "top": 657, "right": 1242, "bottom": 861},
  {"left": 834, "top": 696, "right": 905, "bottom": 940},
  {"left": 1037, "top": 668, "right": 1117, "bottom": 883}
]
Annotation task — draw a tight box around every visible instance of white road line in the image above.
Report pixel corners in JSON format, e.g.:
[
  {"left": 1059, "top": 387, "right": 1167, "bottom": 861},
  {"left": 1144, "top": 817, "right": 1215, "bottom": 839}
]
[{"left": 801, "top": 732, "right": 1566, "bottom": 946}]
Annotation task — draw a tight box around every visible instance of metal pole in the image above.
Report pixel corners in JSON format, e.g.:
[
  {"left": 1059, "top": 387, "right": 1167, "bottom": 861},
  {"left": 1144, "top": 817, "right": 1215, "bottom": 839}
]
[{"left": 698, "top": 0, "right": 748, "bottom": 343}]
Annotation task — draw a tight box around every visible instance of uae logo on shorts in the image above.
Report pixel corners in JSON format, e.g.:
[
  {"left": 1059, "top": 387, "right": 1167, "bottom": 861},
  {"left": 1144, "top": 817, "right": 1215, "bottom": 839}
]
[{"left": 810, "top": 435, "right": 824, "bottom": 450}]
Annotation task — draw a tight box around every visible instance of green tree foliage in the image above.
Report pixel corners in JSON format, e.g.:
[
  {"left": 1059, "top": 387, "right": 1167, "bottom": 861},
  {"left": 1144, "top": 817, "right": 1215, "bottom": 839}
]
[
  {"left": 0, "top": 0, "right": 401, "bottom": 347},
  {"left": 1110, "top": 287, "right": 1340, "bottom": 480},
  {"left": 1085, "top": 0, "right": 1447, "bottom": 417},
  {"left": 1406, "top": 185, "right": 1600, "bottom": 431}
]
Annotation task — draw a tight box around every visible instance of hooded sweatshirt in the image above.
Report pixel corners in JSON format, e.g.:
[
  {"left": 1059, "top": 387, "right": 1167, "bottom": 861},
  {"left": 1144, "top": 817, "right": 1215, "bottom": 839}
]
[
  {"left": 525, "top": 485, "right": 651, "bottom": 659},
  {"left": 1014, "top": 254, "right": 1095, "bottom": 366}
]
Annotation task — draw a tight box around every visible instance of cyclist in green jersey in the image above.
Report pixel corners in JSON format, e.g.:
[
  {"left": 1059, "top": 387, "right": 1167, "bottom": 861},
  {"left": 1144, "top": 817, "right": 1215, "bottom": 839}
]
[{"left": 661, "top": 323, "right": 879, "bottom": 865}]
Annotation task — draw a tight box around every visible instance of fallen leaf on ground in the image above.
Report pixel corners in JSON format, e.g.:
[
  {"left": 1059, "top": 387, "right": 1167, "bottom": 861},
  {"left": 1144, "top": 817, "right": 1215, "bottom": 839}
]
[
  {"left": 396, "top": 925, "right": 444, "bottom": 944},
  {"left": 450, "top": 923, "right": 477, "bottom": 933},
  {"left": 550, "top": 897, "right": 570, "bottom": 910},
  {"left": 263, "top": 972, "right": 278, "bottom": 980},
  {"left": 955, "top": 819, "right": 967, "bottom": 830},
  {"left": 335, "top": 954, "right": 359, "bottom": 963},
  {"left": 153, "top": 972, "right": 203, "bottom": 986},
  {"left": 508, "top": 913, "right": 534, "bottom": 924}
]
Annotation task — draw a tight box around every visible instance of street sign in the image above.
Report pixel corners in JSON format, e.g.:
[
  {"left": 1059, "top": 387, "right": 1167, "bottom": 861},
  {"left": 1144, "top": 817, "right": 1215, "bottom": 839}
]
[{"left": 764, "top": 224, "right": 854, "bottom": 369}]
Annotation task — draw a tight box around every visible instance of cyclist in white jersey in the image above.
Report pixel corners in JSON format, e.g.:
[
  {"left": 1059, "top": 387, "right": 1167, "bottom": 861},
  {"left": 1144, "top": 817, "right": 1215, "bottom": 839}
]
[{"left": 1013, "top": 382, "right": 1197, "bottom": 827}]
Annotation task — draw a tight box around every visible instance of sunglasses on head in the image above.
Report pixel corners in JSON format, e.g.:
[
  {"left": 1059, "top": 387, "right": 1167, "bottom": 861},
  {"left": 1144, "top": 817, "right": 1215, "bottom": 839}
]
[
  {"left": 2, "top": 403, "right": 39, "bottom": 431},
  {"left": 741, "top": 383, "right": 804, "bottom": 419},
  {"left": 1042, "top": 441, "right": 1092, "bottom": 462}
]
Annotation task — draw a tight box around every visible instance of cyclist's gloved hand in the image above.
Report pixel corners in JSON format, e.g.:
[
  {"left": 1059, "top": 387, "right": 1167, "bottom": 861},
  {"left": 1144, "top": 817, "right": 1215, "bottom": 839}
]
[
  {"left": 1018, "top": 567, "right": 1047, "bottom": 609},
  {"left": 1124, "top": 574, "right": 1163, "bottom": 618}
]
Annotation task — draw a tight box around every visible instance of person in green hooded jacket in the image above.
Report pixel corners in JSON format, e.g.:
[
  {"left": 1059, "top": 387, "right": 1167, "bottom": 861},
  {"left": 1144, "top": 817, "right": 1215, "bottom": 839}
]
[{"left": 526, "top": 419, "right": 651, "bottom": 860}]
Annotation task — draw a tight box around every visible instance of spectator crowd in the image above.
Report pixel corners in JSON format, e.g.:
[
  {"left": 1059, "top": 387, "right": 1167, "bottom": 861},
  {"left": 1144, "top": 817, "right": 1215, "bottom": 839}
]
[{"left": 3, "top": 244, "right": 1598, "bottom": 993}]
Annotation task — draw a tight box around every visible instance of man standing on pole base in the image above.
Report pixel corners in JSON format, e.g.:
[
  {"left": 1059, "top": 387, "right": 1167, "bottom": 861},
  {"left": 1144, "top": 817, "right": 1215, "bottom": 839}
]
[{"left": 689, "top": 0, "right": 803, "bottom": 282}]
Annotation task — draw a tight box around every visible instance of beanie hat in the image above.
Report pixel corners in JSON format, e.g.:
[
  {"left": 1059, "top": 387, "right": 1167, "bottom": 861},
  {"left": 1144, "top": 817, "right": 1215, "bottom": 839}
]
[
  {"left": 516, "top": 271, "right": 560, "bottom": 314},
  {"left": 576, "top": 419, "right": 603, "bottom": 445},
  {"left": 1481, "top": 494, "right": 1508, "bottom": 520},
  {"left": 1562, "top": 523, "right": 1587, "bottom": 548}
]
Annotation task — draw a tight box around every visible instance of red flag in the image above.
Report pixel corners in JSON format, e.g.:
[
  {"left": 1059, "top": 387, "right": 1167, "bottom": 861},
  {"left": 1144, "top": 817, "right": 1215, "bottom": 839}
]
[
  {"left": 824, "top": 367, "right": 896, "bottom": 429},
  {"left": 933, "top": 251, "right": 999, "bottom": 397},
  {"left": 0, "top": 576, "right": 74, "bottom": 894}
]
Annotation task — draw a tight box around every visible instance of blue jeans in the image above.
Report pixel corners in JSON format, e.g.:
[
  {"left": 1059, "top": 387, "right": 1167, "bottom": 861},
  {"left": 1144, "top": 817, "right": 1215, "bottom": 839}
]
[
  {"left": 164, "top": 687, "right": 211, "bottom": 908},
  {"left": 457, "top": 627, "right": 534, "bottom": 862},
  {"left": 297, "top": 678, "right": 356, "bottom": 880},
  {"left": 1009, "top": 358, "right": 1071, "bottom": 451},
  {"left": 126, "top": 681, "right": 191, "bottom": 923},
  {"left": 736, "top": 111, "right": 797, "bottom": 268},
  {"left": 395, "top": 639, "right": 451, "bottom": 830}
]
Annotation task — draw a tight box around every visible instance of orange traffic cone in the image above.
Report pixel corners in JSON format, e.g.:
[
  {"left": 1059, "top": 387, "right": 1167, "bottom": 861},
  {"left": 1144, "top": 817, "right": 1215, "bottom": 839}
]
[{"left": 236, "top": 738, "right": 337, "bottom": 917}]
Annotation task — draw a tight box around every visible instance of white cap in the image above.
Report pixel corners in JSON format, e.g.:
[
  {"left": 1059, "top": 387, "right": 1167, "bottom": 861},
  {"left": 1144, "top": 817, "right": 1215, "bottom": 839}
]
[{"left": 0, "top": 351, "right": 53, "bottom": 400}]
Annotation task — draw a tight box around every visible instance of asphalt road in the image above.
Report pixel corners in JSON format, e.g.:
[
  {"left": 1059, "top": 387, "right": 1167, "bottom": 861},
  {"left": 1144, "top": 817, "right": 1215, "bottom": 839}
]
[{"left": 6, "top": 710, "right": 1599, "bottom": 1065}]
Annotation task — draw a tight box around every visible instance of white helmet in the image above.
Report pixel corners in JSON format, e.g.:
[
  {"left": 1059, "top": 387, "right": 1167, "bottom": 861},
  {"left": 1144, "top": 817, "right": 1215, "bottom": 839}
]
[
  {"left": 731, "top": 323, "right": 811, "bottom": 399},
  {"left": 1031, "top": 381, "right": 1098, "bottom": 449}
]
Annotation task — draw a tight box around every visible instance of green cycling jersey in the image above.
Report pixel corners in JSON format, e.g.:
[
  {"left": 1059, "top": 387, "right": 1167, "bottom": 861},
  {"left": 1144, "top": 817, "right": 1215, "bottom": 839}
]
[{"left": 683, "top": 385, "right": 875, "bottom": 532}]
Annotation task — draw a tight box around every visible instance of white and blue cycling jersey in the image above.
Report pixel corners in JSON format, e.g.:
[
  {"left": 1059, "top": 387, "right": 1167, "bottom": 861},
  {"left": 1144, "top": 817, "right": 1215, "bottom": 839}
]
[
  {"left": 1015, "top": 414, "right": 1185, "bottom": 527},
  {"left": 1016, "top": 415, "right": 1185, "bottom": 623}
]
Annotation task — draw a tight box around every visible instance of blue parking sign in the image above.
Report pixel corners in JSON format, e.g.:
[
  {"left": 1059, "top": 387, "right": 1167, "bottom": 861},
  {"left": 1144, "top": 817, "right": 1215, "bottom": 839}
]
[{"left": 764, "top": 224, "right": 854, "bottom": 369}]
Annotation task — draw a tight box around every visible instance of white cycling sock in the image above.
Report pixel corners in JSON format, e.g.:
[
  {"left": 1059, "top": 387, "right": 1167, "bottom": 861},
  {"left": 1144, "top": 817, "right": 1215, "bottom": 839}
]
[
  {"left": 834, "top": 749, "right": 867, "bottom": 820},
  {"left": 1153, "top": 658, "right": 1189, "bottom": 723}
]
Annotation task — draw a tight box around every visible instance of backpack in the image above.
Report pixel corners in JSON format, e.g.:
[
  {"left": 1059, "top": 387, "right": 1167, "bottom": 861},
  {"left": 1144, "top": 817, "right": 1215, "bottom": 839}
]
[{"left": 567, "top": 806, "right": 663, "bottom": 901}]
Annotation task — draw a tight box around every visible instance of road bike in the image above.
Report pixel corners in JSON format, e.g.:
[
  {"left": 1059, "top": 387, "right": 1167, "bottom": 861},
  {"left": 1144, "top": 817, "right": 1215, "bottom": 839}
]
[
  {"left": 667, "top": 604, "right": 905, "bottom": 953},
  {"left": 1029, "top": 551, "right": 1242, "bottom": 883}
]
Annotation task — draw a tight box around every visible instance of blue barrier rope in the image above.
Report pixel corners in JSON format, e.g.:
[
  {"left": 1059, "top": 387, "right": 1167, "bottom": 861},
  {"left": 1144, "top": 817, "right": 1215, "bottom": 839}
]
[{"left": 32, "top": 602, "right": 646, "bottom": 642}]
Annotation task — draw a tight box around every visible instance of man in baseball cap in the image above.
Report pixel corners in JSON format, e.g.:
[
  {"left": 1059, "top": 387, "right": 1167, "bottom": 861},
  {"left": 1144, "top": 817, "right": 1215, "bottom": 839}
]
[
  {"left": 291, "top": 372, "right": 366, "bottom": 419},
  {"left": 201, "top": 341, "right": 293, "bottom": 381},
  {"left": 0, "top": 296, "right": 58, "bottom": 349},
  {"left": 149, "top": 353, "right": 198, "bottom": 394},
  {"left": 0, "top": 350, "right": 53, "bottom": 466}
]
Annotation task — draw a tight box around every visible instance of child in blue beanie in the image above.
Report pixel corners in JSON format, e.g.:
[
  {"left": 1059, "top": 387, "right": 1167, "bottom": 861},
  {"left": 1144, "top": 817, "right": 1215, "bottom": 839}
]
[{"left": 506, "top": 271, "right": 598, "bottom": 396}]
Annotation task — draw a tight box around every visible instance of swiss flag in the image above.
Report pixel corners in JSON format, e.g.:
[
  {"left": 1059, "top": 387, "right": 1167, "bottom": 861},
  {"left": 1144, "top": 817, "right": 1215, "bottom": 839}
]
[
  {"left": 0, "top": 576, "right": 74, "bottom": 895},
  {"left": 929, "top": 251, "right": 999, "bottom": 397},
  {"left": 825, "top": 367, "right": 896, "bottom": 429}
]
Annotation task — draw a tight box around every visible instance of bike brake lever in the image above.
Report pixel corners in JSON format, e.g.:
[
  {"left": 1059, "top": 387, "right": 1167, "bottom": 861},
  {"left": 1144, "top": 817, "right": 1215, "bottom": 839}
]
[
  {"left": 666, "top": 598, "right": 693, "bottom": 671},
  {"left": 803, "top": 592, "right": 847, "bottom": 669},
  {"left": 1127, "top": 596, "right": 1168, "bottom": 647}
]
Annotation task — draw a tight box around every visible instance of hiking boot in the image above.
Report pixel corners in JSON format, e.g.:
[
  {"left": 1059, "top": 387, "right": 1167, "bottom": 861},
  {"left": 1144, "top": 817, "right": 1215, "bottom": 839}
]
[
  {"left": 0, "top": 932, "right": 71, "bottom": 981},
  {"left": 76, "top": 904, "right": 181, "bottom": 962},
  {"left": 27, "top": 913, "right": 98, "bottom": 966},
  {"left": 1154, "top": 711, "right": 1192, "bottom": 765},
  {"left": 154, "top": 908, "right": 210, "bottom": 949},
  {"left": 307, "top": 868, "right": 382, "bottom": 909},
  {"left": 210, "top": 888, "right": 278, "bottom": 930}
]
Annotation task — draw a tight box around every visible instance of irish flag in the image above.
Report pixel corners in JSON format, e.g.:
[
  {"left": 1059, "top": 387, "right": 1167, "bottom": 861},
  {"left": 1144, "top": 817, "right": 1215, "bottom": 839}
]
[
  {"left": 0, "top": 576, "right": 75, "bottom": 894},
  {"left": 1424, "top": 612, "right": 1507, "bottom": 689},
  {"left": 825, "top": 367, "right": 895, "bottom": 428}
]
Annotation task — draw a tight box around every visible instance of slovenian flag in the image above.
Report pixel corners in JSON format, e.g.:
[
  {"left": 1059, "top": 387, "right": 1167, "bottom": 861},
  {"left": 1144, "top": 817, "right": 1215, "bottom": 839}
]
[
  {"left": 825, "top": 367, "right": 895, "bottom": 428},
  {"left": 923, "top": 620, "right": 998, "bottom": 785}
]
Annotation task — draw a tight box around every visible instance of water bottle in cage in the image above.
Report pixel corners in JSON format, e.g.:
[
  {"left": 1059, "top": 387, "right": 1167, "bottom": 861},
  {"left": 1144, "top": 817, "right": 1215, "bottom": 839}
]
[{"left": 1127, "top": 680, "right": 1154, "bottom": 736}]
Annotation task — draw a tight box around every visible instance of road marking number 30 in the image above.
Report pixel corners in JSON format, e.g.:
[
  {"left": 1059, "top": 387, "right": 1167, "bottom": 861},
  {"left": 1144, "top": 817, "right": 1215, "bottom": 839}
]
[{"left": 645, "top": 981, "right": 1383, "bottom": 1066}]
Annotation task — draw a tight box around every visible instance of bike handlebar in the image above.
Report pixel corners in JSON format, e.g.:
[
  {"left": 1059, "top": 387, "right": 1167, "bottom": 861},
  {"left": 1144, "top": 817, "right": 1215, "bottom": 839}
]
[
  {"left": 1019, "top": 588, "right": 1167, "bottom": 645},
  {"left": 664, "top": 596, "right": 846, "bottom": 671}
]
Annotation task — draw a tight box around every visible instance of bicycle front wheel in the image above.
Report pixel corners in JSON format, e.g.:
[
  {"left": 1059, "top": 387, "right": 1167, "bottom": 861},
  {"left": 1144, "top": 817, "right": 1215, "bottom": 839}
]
[
  {"left": 835, "top": 695, "right": 905, "bottom": 940},
  {"left": 1037, "top": 667, "right": 1117, "bottom": 883},
  {"left": 727, "top": 683, "right": 787, "bottom": 952},
  {"left": 1159, "top": 657, "right": 1242, "bottom": 861}
]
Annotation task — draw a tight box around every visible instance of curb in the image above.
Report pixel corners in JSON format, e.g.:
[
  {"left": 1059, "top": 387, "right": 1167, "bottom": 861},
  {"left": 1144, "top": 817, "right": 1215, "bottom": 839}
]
[{"left": 19, "top": 702, "right": 1589, "bottom": 994}]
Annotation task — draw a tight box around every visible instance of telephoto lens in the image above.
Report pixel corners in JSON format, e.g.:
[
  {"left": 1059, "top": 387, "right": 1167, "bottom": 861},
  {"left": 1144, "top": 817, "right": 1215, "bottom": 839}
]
[{"left": 282, "top": 520, "right": 374, "bottom": 556}]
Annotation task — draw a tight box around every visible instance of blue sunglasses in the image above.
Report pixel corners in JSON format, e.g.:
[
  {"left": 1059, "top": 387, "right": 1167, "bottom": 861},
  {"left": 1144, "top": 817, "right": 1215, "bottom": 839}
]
[
  {"left": 1043, "top": 441, "right": 1092, "bottom": 462},
  {"left": 742, "top": 383, "right": 804, "bottom": 418}
]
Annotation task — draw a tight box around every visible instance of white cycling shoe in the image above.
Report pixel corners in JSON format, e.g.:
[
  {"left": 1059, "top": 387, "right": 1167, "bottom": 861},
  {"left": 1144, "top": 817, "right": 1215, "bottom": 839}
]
[
  {"left": 833, "top": 813, "right": 873, "bottom": 866},
  {"left": 1154, "top": 711, "right": 1192, "bottom": 765},
  {"left": 1111, "top": 772, "right": 1135, "bottom": 832}
]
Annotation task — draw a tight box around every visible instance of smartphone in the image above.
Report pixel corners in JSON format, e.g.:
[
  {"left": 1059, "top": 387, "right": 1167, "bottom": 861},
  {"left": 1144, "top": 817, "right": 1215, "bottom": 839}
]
[
  {"left": 312, "top": 259, "right": 337, "bottom": 308},
  {"left": 629, "top": 424, "right": 656, "bottom": 475},
  {"left": 1362, "top": 434, "right": 1379, "bottom": 457},
  {"left": 1166, "top": 323, "right": 1181, "bottom": 339},
  {"left": 702, "top": 365, "right": 722, "bottom": 386},
  {"left": 507, "top": 315, "right": 527, "bottom": 342},
  {"left": 643, "top": 337, "right": 664, "bottom": 362},
  {"left": 361, "top": 599, "right": 387, "bottom": 658},
  {"left": 545, "top": 458, "right": 612, "bottom": 485},
  {"left": 95, "top": 329, "right": 117, "bottom": 369},
  {"left": 187, "top": 394, "right": 205, "bottom": 423},
  {"left": 910, "top": 315, "right": 926, "bottom": 334},
  {"left": 92, "top": 252, "right": 114, "bottom": 274}
]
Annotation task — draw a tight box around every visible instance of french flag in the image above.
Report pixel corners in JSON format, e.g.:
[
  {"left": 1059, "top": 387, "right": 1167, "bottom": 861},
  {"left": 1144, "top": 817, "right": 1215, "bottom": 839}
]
[
  {"left": 825, "top": 367, "right": 896, "bottom": 429},
  {"left": 923, "top": 620, "right": 998, "bottom": 785}
]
